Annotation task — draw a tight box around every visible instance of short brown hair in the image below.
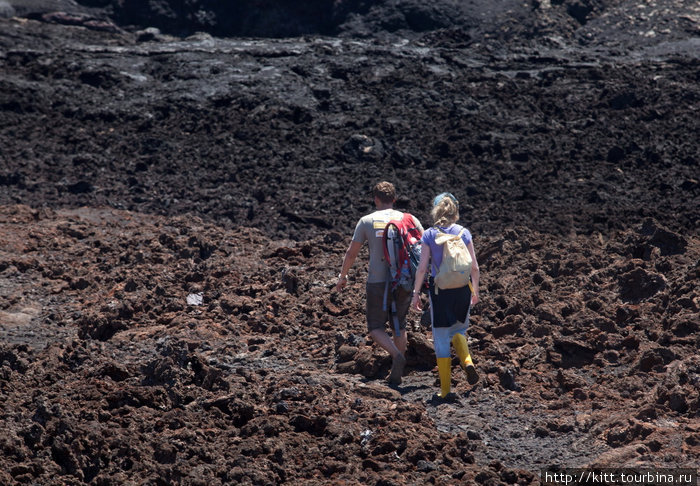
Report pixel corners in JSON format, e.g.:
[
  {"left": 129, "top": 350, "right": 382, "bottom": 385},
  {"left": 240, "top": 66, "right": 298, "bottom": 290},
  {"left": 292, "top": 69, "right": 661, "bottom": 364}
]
[{"left": 373, "top": 181, "right": 396, "bottom": 204}]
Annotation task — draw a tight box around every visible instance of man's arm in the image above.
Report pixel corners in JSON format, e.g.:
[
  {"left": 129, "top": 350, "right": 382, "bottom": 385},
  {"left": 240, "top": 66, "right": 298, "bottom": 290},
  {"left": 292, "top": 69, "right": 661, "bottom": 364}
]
[{"left": 336, "top": 240, "right": 362, "bottom": 292}]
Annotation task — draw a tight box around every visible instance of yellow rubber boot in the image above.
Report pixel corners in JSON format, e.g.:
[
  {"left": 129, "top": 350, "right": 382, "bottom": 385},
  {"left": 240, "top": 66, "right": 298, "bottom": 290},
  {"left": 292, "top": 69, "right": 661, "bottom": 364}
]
[
  {"left": 436, "top": 357, "right": 452, "bottom": 398},
  {"left": 452, "top": 334, "right": 473, "bottom": 366},
  {"left": 452, "top": 334, "right": 479, "bottom": 385}
]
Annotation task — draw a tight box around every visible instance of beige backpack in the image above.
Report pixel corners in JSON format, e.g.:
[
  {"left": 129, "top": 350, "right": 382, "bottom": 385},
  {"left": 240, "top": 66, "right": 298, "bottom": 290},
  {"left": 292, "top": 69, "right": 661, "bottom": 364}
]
[{"left": 434, "top": 229, "right": 472, "bottom": 293}]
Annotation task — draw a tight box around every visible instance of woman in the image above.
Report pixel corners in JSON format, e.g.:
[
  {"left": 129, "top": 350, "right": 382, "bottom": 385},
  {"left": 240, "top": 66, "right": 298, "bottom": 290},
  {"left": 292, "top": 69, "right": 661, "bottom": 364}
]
[{"left": 411, "top": 192, "right": 480, "bottom": 398}]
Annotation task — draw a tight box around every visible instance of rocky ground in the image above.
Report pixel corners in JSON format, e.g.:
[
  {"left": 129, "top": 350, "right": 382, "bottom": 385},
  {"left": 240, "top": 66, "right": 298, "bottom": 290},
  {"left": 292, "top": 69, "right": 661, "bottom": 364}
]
[{"left": 0, "top": 0, "right": 699, "bottom": 484}]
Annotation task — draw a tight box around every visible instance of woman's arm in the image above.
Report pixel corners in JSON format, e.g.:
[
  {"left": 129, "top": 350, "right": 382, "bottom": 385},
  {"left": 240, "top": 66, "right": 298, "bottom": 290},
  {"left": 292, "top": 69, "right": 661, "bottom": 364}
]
[
  {"left": 411, "top": 244, "right": 431, "bottom": 310},
  {"left": 467, "top": 241, "right": 480, "bottom": 305}
]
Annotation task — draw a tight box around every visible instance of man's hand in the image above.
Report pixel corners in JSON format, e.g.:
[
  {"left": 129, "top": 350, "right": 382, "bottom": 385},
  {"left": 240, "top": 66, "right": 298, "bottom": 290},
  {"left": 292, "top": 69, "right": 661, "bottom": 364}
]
[
  {"left": 335, "top": 275, "right": 347, "bottom": 292},
  {"left": 336, "top": 241, "right": 361, "bottom": 293}
]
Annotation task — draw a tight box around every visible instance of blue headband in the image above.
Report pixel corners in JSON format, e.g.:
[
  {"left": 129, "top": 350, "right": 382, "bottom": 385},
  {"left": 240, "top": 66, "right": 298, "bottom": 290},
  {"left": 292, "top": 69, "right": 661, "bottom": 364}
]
[{"left": 433, "top": 192, "right": 459, "bottom": 207}]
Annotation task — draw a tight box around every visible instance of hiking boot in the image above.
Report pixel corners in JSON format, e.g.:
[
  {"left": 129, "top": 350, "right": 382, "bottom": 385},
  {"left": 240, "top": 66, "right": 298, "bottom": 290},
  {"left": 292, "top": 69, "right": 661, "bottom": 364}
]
[
  {"left": 462, "top": 363, "right": 479, "bottom": 385},
  {"left": 388, "top": 353, "right": 406, "bottom": 385},
  {"left": 430, "top": 391, "right": 459, "bottom": 403}
]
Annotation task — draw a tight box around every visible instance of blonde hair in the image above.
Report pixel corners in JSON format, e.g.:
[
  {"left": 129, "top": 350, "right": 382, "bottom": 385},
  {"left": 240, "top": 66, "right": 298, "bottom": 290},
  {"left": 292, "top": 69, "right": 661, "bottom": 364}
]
[{"left": 431, "top": 196, "right": 459, "bottom": 227}]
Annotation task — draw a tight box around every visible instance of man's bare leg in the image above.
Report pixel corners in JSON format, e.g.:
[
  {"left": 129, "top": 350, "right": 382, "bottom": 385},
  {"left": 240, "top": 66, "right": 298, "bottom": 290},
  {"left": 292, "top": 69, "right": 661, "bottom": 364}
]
[
  {"left": 370, "top": 329, "right": 406, "bottom": 384},
  {"left": 393, "top": 331, "right": 407, "bottom": 355}
]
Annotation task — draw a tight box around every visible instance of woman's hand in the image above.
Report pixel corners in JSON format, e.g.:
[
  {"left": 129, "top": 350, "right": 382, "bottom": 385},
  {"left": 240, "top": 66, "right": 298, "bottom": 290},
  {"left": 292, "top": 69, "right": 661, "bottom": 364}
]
[
  {"left": 412, "top": 245, "right": 430, "bottom": 312},
  {"left": 411, "top": 292, "right": 422, "bottom": 311},
  {"left": 471, "top": 292, "right": 479, "bottom": 306}
]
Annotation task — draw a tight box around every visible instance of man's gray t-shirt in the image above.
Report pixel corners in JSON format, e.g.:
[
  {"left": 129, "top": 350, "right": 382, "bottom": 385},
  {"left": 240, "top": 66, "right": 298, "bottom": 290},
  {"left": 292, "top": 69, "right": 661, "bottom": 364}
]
[{"left": 352, "top": 209, "right": 424, "bottom": 284}]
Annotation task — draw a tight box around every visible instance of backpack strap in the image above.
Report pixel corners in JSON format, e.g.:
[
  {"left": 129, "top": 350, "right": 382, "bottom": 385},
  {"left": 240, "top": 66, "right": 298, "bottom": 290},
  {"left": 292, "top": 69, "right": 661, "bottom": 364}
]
[
  {"left": 383, "top": 268, "right": 391, "bottom": 314},
  {"left": 382, "top": 268, "right": 401, "bottom": 337}
]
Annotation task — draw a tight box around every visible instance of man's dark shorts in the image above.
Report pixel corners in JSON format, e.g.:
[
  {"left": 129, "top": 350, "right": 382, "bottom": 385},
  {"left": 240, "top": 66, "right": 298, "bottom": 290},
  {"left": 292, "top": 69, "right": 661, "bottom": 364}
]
[{"left": 366, "top": 282, "right": 411, "bottom": 333}]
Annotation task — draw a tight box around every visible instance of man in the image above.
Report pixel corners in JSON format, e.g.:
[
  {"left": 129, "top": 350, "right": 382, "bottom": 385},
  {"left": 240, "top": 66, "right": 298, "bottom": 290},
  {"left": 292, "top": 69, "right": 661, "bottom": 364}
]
[{"left": 335, "top": 181, "right": 423, "bottom": 385}]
